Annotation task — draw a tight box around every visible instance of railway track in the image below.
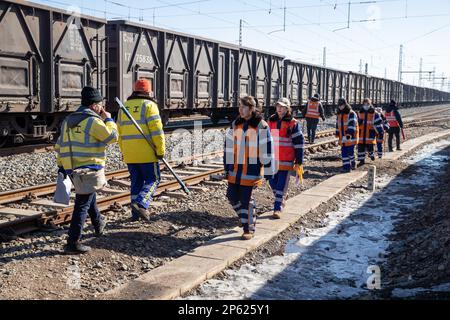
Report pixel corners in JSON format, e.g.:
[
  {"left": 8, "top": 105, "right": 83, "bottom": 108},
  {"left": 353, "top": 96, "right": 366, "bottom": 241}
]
[
  {"left": 1, "top": 115, "right": 450, "bottom": 240},
  {"left": 1, "top": 104, "right": 448, "bottom": 157}
]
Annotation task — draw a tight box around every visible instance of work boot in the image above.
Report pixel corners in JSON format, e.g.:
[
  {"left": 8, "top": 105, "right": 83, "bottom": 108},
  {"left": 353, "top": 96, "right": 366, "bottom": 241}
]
[
  {"left": 397, "top": 147, "right": 402, "bottom": 151},
  {"left": 241, "top": 232, "right": 254, "bottom": 240},
  {"left": 132, "top": 203, "right": 151, "bottom": 221},
  {"left": 272, "top": 211, "right": 282, "bottom": 219},
  {"left": 341, "top": 168, "right": 351, "bottom": 173},
  {"left": 370, "top": 155, "right": 376, "bottom": 161},
  {"left": 358, "top": 160, "right": 365, "bottom": 166},
  {"left": 94, "top": 220, "right": 106, "bottom": 237},
  {"left": 64, "top": 241, "right": 91, "bottom": 254},
  {"left": 388, "top": 148, "right": 393, "bottom": 152}
]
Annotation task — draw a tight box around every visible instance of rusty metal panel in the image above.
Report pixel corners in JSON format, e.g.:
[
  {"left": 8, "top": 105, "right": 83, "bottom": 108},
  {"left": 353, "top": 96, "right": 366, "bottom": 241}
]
[
  {"left": 310, "top": 66, "right": 320, "bottom": 98},
  {"left": 107, "top": 21, "right": 162, "bottom": 113},
  {"left": 217, "top": 45, "right": 238, "bottom": 108},
  {"left": 326, "top": 70, "right": 335, "bottom": 105},
  {"left": 0, "top": 1, "right": 45, "bottom": 113},
  {"left": 301, "top": 64, "right": 310, "bottom": 104},
  {"left": 269, "top": 55, "right": 283, "bottom": 106},
  {"left": 255, "top": 52, "right": 268, "bottom": 107},
  {"left": 238, "top": 49, "right": 253, "bottom": 98},
  {"left": 192, "top": 38, "right": 215, "bottom": 109},
  {"left": 0, "top": 0, "right": 106, "bottom": 115},
  {"left": 165, "top": 32, "right": 190, "bottom": 110},
  {"left": 52, "top": 15, "right": 106, "bottom": 112},
  {"left": 283, "top": 60, "right": 301, "bottom": 107}
]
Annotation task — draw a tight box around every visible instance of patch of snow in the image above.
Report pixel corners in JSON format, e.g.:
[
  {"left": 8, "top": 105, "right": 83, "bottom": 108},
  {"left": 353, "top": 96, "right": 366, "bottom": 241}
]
[{"left": 185, "top": 140, "right": 450, "bottom": 300}]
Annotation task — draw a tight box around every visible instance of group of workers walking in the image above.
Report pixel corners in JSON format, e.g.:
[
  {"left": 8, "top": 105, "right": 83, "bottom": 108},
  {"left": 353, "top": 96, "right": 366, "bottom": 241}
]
[{"left": 55, "top": 82, "right": 403, "bottom": 253}]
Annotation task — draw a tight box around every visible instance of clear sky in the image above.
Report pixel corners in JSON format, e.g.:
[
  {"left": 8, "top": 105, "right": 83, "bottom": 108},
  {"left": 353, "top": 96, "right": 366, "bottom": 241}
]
[{"left": 33, "top": 0, "right": 450, "bottom": 91}]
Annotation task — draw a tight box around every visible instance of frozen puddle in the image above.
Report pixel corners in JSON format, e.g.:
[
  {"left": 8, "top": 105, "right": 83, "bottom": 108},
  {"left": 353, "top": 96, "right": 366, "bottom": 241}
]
[{"left": 185, "top": 140, "right": 450, "bottom": 300}]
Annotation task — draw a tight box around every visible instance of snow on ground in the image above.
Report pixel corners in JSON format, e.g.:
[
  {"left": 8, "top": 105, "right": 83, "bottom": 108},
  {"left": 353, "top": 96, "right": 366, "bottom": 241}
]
[{"left": 185, "top": 139, "right": 450, "bottom": 300}]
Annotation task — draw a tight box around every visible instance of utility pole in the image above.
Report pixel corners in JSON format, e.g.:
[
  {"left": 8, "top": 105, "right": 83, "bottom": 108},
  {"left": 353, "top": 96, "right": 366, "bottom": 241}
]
[
  {"left": 239, "top": 19, "right": 243, "bottom": 47},
  {"left": 442, "top": 73, "right": 445, "bottom": 91},
  {"left": 365, "top": 63, "right": 368, "bottom": 75},
  {"left": 384, "top": 68, "right": 387, "bottom": 78},
  {"left": 359, "top": 59, "right": 363, "bottom": 73},
  {"left": 398, "top": 45, "right": 403, "bottom": 82},
  {"left": 323, "top": 47, "right": 327, "bottom": 67},
  {"left": 418, "top": 57, "right": 423, "bottom": 86}
]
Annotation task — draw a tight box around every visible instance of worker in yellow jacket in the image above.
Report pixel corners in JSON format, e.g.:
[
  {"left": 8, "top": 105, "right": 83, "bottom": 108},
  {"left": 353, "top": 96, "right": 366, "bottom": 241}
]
[
  {"left": 55, "top": 86, "right": 118, "bottom": 254},
  {"left": 116, "top": 79, "right": 165, "bottom": 221}
]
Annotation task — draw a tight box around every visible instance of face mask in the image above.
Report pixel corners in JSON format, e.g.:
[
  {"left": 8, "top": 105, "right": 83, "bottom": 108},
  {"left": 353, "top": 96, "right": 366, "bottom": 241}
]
[
  {"left": 363, "top": 104, "right": 369, "bottom": 111},
  {"left": 339, "top": 105, "right": 345, "bottom": 110}
]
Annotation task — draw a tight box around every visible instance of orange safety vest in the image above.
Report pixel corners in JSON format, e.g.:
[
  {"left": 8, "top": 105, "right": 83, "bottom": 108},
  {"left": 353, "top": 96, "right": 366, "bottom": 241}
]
[
  {"left": 358, "top": 111, "right": 377, "bottom": 145},
  {"left": 336, "top": 111, "right": 359, "bottom": 147},
  {"left": 385, "top": 111, "right": 399, "bottom": 128},
  {"left": 269, "top": 118, "right": 297, "bottom": 171},
  {"left": 305, "top": 101, "right": 321, "bottom": 119},
  {"left": 226, "top": 120, "right": 269, "bottom": 187}
]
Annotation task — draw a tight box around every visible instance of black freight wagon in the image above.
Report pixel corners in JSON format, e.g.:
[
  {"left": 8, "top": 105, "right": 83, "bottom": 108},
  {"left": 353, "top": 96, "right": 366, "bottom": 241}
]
[{"left": 0, "top": 0, "right": 106, "bottom": 147}]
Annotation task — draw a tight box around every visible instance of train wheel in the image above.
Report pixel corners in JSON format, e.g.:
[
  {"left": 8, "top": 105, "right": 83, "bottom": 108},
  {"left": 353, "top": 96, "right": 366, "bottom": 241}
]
[
  {"left": 161, "top": 112, "right": 170, "bottom": 127},
  {"left": 0, "top": 137, "right": 9, "bottom": 148},
  {"left": 210, "top": 112, "right": 222, "bottom": 125}
]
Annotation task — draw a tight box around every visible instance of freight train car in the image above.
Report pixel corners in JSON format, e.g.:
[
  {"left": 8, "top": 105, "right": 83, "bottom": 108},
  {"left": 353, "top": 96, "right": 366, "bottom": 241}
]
[
  {"left": 106, "top": 20, "right": 285, "bottom": 124},
  {"left": 1, "top": 0, "right": 450, "bottom": 147},
  {"left": 0, "top": 0, "right": 106, "bottom": 147}
]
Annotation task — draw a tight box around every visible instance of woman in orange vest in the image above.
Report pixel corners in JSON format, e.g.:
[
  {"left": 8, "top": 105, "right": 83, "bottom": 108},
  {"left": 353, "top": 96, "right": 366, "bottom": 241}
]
[
  {"left": 268, "top": 98, "right": 304, "bottom": 219},
  {"left": 357, "top": 98, "right": 384, "bottom": 165},
  {"left": 336, "top": 98, "right": 359, "bottom": 172},
  {"left": 302, "top": 93, "right": 326, "bottom": 144},
  {"left": 224, "top": 96, "right": 275, "bottom": 240},
  {"left": 375, "top": 107, "right": 390, "bottom": 159},
  {"left": 385, "top": 100, "right": 404, "bottom": 152}
]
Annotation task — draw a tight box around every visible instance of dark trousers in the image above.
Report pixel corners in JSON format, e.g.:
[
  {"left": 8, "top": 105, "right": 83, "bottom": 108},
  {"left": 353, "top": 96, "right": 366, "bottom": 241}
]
[
  {"left": 388, "top": 127, "right": 401, "bottom": 150},
  {"left": 306, "top": 118, "right": 320, "bottom": 143},
  {"left": 128, "top": 163, "right": 161, "bottom": 218},
  {"left": 68, "top": 193, "right": 102, "bottom": 243},
  {"left": 226, "top": 183, "right": 256, "bottom": 233},
  {"left": 341, "top": 145, "right": 356, "bottom": 171},
  {"left": 358, "top": 144, "right": 375, "bottom": 162},
  {"left": 269, "top": 170, "right": 291, "bottom": 211},
  {"left": 377, "top": 142, "right": 383, "bottom": 158}
]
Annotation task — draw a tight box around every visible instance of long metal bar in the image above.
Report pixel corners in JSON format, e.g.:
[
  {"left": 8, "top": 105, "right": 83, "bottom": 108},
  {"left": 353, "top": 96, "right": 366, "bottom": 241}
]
[{"left": 115, "top": 97, "right": 190, "bottom": 194}]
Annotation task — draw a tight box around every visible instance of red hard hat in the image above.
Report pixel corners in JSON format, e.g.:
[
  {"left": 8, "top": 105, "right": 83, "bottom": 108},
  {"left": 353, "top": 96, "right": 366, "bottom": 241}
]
[{"left": 134, "top": 79, "right": 152, "bottom": 93}]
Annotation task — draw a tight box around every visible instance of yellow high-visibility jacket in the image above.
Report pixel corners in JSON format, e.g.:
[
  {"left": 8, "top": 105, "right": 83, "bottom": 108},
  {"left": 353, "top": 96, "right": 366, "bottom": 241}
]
[
  {"left": 117, "top": 97, "right": 165, "bottom": 164},
  {"left": 55, "top": 107, "right": 119, "bottom": 170}
]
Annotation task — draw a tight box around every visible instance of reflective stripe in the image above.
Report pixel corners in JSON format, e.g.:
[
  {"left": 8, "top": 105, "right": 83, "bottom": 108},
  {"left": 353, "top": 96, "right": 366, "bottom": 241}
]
[
  {"left": 279, "top": 142, "right": 293, "bottom": 147},
  {"left": 121, "top": 131, "right": 163, "bottom": 140},
  {"left": 84, "top": 118, "right": 95, "bottom": 145},
  {"left": 147, "top": 115, "right": 161, "bottom": 122},
  {"left": 103, "top": 131, "right": 119, "bottom": 144},
  {"left": 58, "top": 140, "right": 107, "bottom": 148},
  {"left": 59, "top": 151, "right": 106, "bottom": 158},
  {"left": 292, "top": 131, "right": 302, "bottom": 138},
  {"left": 228, "top": 171, "right": 262, "bottom": 180}
]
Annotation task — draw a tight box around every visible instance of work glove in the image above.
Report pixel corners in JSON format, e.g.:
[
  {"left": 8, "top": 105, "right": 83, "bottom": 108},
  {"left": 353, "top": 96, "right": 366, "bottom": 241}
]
[
  {"left": 293, "top": 164, "right": 304, "bottom": 186},
  {"left": 58, "top": 167, "right": 68, "bottom": 179}
]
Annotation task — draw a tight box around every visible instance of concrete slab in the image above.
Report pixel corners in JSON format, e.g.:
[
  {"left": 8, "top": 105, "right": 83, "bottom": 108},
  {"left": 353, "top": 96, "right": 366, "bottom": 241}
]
[
  {"left": 30, "top": 199, "right": 72, "bottom": 208},
  {"left": 0, "top": 207, "right": 42, "bottom": 217},
  {"left": 103, "top": 130, "right": 450, "bottom": 300}
]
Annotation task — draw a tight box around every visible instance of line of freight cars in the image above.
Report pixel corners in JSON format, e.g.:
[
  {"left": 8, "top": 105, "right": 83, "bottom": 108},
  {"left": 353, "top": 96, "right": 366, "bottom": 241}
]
[{"left": 1, "top": 0, "right": 449, "bottom": 147}]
